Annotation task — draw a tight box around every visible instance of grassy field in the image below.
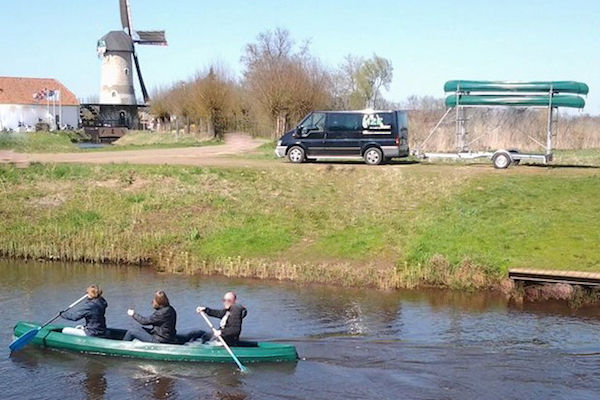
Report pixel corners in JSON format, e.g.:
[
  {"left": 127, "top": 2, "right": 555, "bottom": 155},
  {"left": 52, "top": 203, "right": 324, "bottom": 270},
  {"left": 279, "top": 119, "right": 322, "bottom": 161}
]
[
  {"left": 0, "top": 131, "right": 220, "bottom": 153},
  {"left": 0, "top": 161, "right": 599, "bottom": 290}
]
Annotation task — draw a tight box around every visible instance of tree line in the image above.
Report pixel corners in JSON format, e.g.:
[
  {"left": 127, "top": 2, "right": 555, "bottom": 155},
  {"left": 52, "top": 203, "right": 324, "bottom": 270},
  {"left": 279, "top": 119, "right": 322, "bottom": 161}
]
[{"left": 150, "top": 28, "right": 394, "bottom": 139}]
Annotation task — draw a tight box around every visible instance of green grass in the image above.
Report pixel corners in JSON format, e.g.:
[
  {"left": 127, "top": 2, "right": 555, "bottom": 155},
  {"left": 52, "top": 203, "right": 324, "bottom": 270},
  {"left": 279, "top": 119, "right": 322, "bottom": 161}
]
[
  {"left": 238, "top": 140, "right": 278, "bottom": 160},
  {"left": 111, "top": 130, "right": 221, "bottom": 150},
  {"left": 0, "top": 162, "right": 599, "bottom": 289},
  {"left": 408, "top": 174, "right": 600, "bottom": 274},
  {"left": 0, "top": 130, "right": 221, "bottom": 153},
  {"left": 0, "top": 132, "right": 80, "bottom": 152}
]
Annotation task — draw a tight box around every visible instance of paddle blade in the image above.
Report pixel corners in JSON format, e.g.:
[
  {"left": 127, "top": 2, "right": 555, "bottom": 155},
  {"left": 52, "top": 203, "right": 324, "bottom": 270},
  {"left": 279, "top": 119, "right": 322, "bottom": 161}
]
[{"left": 9, "top": 328, "right": 40, "bottom": 352}]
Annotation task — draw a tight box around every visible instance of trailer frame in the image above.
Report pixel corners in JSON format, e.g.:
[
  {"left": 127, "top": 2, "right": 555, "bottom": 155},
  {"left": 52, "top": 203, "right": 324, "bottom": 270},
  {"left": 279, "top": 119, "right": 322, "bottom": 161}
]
[{"left": 414, "top": 86, "right": 561, "bottom": 169}]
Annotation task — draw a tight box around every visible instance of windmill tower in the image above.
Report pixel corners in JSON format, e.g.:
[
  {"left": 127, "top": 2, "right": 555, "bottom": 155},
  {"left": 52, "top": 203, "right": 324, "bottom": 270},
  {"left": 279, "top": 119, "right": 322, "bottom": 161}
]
[{"left": 97, "top": 0, "right": 167, "bottom": 106}]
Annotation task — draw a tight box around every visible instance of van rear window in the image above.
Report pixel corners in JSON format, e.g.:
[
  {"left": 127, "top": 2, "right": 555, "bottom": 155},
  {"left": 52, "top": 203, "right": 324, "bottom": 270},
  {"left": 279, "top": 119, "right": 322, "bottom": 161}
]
[{"left": 326, "top": 113, "right": 363, "bottom": 132}]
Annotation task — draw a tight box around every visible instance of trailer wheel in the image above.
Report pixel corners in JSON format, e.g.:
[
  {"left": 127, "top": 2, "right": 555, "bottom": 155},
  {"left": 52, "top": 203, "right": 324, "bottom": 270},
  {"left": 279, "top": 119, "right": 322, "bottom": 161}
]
[{"left": 492, "top": 152, "right": 512, "bottom": 169}]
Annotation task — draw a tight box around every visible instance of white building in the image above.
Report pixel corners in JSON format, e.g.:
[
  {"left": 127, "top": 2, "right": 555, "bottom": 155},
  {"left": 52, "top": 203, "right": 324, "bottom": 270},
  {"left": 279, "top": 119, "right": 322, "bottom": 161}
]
[{"left": 0, "top": 76, "right": 79, "bottom": 131}]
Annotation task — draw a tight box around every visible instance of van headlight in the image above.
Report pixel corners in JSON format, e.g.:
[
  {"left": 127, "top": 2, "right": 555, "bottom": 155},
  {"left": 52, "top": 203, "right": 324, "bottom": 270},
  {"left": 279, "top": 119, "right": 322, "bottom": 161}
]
[{"left": 277, "top": 140, "right": 282, "bottom": 146}]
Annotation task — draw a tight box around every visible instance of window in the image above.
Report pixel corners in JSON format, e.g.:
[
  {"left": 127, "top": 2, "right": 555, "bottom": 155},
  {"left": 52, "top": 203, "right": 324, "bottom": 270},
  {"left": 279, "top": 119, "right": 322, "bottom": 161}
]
[
  {"left": 299, "top": 112, "right": 326, "bottom": 135},
  {"left": 362, "top": 112, "right": 393, "bottom": 132},
  {"left": 397, "top": 112, "right": 408, "bottom": 129},
  {"left": 326, "top": 113, "right": 363, "bottom": 132}
]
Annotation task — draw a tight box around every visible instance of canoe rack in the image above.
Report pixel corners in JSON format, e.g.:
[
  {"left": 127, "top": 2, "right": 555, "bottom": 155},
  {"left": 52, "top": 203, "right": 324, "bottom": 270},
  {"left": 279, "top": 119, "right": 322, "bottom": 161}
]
[{"left": 414, "top": 81, "right": 587, "bottom": 169}]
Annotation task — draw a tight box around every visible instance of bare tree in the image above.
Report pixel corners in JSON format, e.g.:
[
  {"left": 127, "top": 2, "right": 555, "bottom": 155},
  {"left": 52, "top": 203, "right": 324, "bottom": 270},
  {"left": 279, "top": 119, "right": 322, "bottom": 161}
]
[
  {"left": 190, "top": 66, "right": 236, "bottom": 139},
  {"left": 242, "top": 28, "right": 331, "bottom": 137},
  {"left": 334, "top": 55, "right": 365, "bottom": 109},
  {"left": 149, "top": 30, "right": 400, "bottom": 138}
]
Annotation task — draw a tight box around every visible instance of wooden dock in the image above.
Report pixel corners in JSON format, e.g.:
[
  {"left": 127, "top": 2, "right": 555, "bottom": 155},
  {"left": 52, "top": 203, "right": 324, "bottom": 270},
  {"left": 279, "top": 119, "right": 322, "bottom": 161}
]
[{"left": 508, "top": 268, "right": 600, "bottom": 287}]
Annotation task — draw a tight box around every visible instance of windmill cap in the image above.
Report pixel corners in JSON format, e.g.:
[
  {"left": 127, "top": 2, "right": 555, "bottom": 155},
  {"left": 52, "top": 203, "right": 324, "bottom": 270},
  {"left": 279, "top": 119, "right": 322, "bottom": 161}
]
[{"left": 98, "top": 31, "right": 133, "bottom": 52}]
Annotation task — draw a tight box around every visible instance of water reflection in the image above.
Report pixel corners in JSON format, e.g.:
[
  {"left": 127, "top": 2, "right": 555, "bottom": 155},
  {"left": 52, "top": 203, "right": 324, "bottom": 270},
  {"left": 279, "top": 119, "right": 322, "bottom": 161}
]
[
  {"left": 2, "top": 260, "right": 600, "bottom": 399},
  {"left": 83, "top": 362, "right": 107, "bottom": 400}
]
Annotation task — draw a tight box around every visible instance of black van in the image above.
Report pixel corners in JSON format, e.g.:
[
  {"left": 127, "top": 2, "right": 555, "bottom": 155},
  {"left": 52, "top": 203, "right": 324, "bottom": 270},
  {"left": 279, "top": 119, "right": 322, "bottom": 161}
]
[{"left": 275, "top": 110, "right": 409, "bottom": 165}]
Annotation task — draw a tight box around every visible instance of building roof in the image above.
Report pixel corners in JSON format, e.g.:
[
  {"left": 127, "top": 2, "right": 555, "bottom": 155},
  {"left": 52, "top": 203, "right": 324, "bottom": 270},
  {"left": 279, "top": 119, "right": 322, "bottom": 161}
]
[{"left": 0, "top": 76, "right": 79, "bottom": 106}]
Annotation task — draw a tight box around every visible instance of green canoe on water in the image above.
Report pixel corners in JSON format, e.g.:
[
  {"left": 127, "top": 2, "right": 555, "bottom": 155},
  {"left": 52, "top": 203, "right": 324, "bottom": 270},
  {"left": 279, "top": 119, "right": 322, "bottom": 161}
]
[
  {"left": 445, "top": 94, "right": 586, "bottom": 109},
  {"left": 13, "top": 321, "right": 298, "bottom": 363},
  {"left": 444, "top": 80, "right": 589, "bottom": 95}
]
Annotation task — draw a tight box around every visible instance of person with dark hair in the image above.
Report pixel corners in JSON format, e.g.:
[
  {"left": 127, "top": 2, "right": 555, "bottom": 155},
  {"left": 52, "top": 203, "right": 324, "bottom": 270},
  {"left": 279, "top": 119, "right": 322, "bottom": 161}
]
[
  {"left": 123, "top": 291, "right": 177, "bottom": 344},
  {"left": 61, "top": 285, "right": 108, "bottom": 337},
  {"left": 180, "top": 291, "right": 247, "bottom": 346}
]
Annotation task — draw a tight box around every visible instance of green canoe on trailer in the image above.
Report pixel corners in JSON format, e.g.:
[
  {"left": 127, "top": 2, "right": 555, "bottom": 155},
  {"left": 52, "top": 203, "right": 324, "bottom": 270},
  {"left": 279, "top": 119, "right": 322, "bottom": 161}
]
[
  {"left": 445, "top": 94, "right": 586, "bottom": 109},
  {"left": 444, "top": 80, "right": 589, "bottom": 95},
  {"left": 13, "top": 321, "right": 298, "bottom": 363}
]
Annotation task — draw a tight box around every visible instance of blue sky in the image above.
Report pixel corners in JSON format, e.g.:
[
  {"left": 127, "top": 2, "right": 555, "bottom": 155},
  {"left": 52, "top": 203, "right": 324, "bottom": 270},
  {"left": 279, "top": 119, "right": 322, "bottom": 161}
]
[{"left": 2, "top": 0, "right": 599, "bottom": 114}]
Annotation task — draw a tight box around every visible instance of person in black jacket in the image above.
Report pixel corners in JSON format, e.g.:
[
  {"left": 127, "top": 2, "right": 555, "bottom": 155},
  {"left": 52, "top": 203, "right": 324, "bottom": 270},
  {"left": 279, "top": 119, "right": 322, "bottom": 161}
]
[
  {"left": 61, "top": 285, "right": 108, "bottom": 337},
  {"left": 123, "top": 291, "right": 177, "bottom": 344},
  {"left": 180, "top": 292, "right": 247, "bottom": 346}
]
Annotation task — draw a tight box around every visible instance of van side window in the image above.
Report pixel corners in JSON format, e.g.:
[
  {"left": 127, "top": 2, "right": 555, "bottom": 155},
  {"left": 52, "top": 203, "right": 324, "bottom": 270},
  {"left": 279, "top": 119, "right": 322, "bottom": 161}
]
[
  {"left": 362, "top": 112, "right": 394, "bottom": 132},
  {"left": 326, "top": 113, "right": 363, "bottom": 132},
  {"left": 299, "top": 112, "right": 326, "bottom": 136}
]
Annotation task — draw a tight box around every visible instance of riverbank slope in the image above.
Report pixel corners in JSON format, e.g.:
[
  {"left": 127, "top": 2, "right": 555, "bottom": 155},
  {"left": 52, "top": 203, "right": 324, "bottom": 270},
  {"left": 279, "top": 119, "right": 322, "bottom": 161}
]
[{"left": 1, "top": 161, "right": 599, "bottom": 290}]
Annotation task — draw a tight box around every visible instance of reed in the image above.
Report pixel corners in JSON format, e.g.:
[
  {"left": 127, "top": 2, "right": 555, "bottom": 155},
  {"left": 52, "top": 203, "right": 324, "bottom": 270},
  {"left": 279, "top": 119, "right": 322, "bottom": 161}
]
[{"left": 409, "top": 107, "right": 600, "bottom": 153}]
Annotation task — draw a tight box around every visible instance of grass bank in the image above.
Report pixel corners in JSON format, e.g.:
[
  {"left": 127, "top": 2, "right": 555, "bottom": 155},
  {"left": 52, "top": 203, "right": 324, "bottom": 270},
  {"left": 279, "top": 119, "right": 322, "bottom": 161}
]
[
  {"left": 0, "top": 131, "right": 220, "bottom": 153},
  {"left": 111, "top": 130, "right": 221, "bottom": 150},
  {"left": 0, "top": 162, "right": 598, "bottom": 290},
  {"left": 0, "top": 132, "right": 82, "bottom": 152}
]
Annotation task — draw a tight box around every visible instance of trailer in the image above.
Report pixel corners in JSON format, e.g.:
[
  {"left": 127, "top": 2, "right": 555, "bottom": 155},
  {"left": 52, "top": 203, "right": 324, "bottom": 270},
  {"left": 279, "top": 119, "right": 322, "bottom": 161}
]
[{"left": 415, "top": 81, "right": 588, "bottom": 169}]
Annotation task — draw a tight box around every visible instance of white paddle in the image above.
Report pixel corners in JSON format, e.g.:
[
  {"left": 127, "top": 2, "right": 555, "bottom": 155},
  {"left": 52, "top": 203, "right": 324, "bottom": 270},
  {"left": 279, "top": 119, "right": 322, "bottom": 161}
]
[{"left": 199, "top": 311, "right": 248, "bottom": 373}]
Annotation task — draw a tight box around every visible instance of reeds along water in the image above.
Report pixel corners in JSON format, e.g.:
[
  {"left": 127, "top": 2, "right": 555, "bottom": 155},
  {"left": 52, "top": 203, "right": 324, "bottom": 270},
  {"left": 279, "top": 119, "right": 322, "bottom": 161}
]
[{"left": 408, "top": 108, "right": 600, "bottom": 152}]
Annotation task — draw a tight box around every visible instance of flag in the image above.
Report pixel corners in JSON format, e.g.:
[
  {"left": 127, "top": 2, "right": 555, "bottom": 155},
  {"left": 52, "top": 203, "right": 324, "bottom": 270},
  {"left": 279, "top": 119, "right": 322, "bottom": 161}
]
[
  {"left": 32, "top": 88, "right": 60, "bottom": 101},
  {"left": 47, "top": 90, "right": 60, "bottom": 101}
]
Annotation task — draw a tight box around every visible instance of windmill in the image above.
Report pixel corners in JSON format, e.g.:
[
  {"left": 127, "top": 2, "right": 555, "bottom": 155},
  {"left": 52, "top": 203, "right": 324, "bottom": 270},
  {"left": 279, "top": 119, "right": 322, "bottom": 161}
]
[{"left": 97, "top": 0, "right": 167, "bottom": 106}]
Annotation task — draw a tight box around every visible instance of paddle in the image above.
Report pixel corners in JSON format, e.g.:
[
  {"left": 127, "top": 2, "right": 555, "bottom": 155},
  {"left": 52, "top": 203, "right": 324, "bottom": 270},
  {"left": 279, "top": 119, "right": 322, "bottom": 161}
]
[
  {"left": 9, "top": 294, "right": 88, "bottom": 353},
  {"left": 199, "top": 310, "right": 248, "bottom": 373}
]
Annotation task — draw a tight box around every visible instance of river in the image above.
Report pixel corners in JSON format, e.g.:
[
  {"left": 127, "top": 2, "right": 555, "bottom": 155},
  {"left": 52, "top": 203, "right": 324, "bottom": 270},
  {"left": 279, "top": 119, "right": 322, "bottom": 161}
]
[{"left": 0, "top": 260, "right": 599, "bottom": 399}]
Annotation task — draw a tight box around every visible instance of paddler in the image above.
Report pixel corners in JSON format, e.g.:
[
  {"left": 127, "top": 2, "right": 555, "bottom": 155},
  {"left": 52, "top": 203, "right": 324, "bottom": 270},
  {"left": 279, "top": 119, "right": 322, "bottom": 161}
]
[
  {"left": 123, "top": 290, "right": 177, "bottom": 344},
  {"left": 180, "top": 291, "right": 247, "bottom": 346},
  {"left": 60, "top": 284, "right": 108, "bottom": 337}
]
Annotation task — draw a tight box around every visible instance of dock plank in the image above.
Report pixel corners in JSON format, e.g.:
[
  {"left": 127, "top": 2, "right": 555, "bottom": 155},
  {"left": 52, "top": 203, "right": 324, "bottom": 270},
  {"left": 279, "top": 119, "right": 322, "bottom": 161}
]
[{"left": 509, "top": 268, "right": 600, "bottom": 286}]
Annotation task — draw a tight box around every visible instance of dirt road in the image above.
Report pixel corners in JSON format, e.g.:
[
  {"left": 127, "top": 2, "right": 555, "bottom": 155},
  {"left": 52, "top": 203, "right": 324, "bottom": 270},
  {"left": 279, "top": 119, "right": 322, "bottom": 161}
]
[{"left": 0, "top": 133, "right": 273, "bottom": 167}]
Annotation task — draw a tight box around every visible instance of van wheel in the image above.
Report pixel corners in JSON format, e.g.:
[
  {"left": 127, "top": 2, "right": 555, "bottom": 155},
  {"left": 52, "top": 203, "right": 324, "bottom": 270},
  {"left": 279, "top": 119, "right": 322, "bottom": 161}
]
[
  {"left": 492, "top": 151, "right": 512, "bottom": 169},
  {"left": 364, "top": 147, "right": 383, "bottom": 165},
  {"left": 288, "top": 146, "right": 305, "bottom": 163}
]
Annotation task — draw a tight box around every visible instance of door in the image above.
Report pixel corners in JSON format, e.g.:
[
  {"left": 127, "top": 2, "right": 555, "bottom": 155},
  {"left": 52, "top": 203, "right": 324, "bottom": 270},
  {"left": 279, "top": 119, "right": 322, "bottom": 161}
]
[
  {"left": 297, "top": 112, "right": 327, "bottom": 156},
  {"left": 324, "top": 112, "right": 363, "bottom": 156}
]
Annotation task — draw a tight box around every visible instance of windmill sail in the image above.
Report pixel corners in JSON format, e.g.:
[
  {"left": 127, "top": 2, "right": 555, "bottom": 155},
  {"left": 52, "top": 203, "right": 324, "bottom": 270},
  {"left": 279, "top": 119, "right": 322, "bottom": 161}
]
[
  {"left": 133, "top": 52, "right": 150, "bottom": 103},
  {"left": 119, "top": 0, "right": 132, "bottom": 33},
  {"left": 113, "top": 0, "right": 165, "bottom": 104},
  {"left": 134, "top": 31, "right": 167, "bottom": 46}
]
